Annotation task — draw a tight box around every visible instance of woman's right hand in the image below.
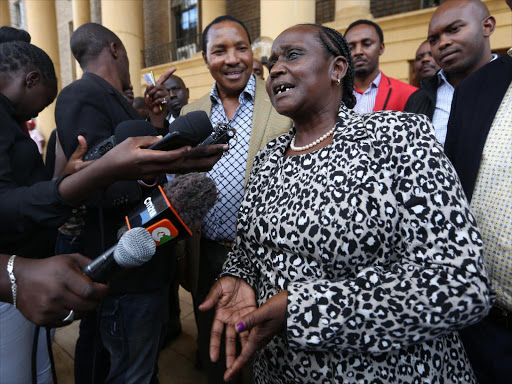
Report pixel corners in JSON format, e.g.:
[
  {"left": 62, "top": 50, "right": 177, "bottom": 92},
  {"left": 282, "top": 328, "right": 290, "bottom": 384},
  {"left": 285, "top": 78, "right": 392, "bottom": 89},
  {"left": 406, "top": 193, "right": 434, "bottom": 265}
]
[{"left": 199, "top": 276, "right": 257, "bottom": 368}]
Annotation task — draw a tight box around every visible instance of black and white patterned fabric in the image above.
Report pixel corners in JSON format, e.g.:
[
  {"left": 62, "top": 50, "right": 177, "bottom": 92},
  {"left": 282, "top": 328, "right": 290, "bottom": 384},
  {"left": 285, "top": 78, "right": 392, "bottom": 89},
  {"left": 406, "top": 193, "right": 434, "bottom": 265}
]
[
  {"left": 202, "top": 75, "right": 256, "bottom": 242},
  {"left": 221, "top": 105, "right": 493, "bottom": 384}
]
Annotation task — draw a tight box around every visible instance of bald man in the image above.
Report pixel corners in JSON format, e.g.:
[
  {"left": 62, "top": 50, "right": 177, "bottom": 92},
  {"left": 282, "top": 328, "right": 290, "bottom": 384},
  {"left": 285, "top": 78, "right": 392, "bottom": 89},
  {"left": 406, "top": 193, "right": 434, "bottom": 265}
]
[
  {"left": 163, "top": 74, "right": 189, "bottom": 123},
  {"left": 413, "top": 40, "right": 440, "bottom": 83},
  {"left": 404, "top": 0, "right": 496, "bottom": 146}
]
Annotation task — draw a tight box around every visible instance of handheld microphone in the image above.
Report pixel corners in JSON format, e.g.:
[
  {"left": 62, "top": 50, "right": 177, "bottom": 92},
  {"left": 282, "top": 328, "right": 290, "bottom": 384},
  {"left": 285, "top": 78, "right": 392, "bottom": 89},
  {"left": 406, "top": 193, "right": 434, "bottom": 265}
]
[
  {"left": 121, "top": 173, "right": 217, "bottom": 246},
  {"left": 82, "top": 227, "right": 156, "bottom": 283},
  {"left": 84, "top": 120, "right": 158, "bottom": 161}
]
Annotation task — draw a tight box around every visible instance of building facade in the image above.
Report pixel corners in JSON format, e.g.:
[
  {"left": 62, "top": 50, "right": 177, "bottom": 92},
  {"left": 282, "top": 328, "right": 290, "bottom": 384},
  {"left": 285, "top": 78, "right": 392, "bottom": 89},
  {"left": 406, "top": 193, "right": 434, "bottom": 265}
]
[{"left": 1, "top": 0, "right": 511, "bottom": 141}]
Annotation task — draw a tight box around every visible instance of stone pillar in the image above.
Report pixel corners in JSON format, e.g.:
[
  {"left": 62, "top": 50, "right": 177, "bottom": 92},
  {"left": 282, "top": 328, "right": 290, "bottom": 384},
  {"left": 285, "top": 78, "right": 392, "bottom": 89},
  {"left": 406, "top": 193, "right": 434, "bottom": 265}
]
[
  {"left": 101, "top": 0, "right": 143, "bottom": 96},
  {"left": 72, "top": 0, "right": 90, "bottom": 79},
  {"left": 260, "top": 0, "right": 315, "bottom": 40},
  {"left": 334, "top": 0, "right": 371, "bottom": 27},
  {"left": 0, "top": 0, "right": 11, "bottom": 26},
  {"left": 201, "top": 0, "right": 226, "bottom": 30},
  {"left": 25, "top": 0, "right": 61, "bottom": 141}
]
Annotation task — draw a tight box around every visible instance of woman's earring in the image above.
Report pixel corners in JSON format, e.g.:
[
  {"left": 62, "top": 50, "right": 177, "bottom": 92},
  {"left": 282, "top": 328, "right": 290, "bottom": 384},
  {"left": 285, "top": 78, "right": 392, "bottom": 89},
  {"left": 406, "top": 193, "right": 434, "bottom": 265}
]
[{"left": 336, "top": 78, "right": 341, "bottom": 86}]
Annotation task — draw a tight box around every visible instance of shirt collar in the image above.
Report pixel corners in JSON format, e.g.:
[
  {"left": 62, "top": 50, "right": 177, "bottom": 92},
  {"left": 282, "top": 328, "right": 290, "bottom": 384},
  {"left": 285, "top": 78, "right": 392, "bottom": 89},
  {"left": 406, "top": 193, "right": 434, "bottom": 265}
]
[
  {"left": 210, "top": 74, "right": 256, "bottom": 105},
  {"left": 354, "top": 71, "right": 382, "bottom": 94},
  {"left": 508, "top": 47, "right": 512, "bottom": 57},
  {"left": 437, "top": 53, "right": 500, "bottom": 86}
]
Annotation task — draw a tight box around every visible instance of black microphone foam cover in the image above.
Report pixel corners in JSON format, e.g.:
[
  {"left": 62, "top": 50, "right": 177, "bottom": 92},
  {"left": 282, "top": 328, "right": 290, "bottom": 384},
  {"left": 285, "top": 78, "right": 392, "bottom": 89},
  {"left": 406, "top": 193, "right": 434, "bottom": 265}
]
[
  {"left": 169, "top": 110, "right": 213, "bottom": 142},
  {"left": 162, "top": 173, "right": 218, "bottom": 232},
  {"left": 114, "top": 120, "right": 158, "bottom": 144}
]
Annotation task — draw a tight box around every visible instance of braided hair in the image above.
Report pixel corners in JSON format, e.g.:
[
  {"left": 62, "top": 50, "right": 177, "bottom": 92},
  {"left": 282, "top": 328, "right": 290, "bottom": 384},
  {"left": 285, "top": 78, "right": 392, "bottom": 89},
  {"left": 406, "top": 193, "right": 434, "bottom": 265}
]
[
  {"left": 300, "top": 24, "right": 356, "bottom": 109},
  {"left": 0, "top": 41, "right": 56, "bottom": 83}
]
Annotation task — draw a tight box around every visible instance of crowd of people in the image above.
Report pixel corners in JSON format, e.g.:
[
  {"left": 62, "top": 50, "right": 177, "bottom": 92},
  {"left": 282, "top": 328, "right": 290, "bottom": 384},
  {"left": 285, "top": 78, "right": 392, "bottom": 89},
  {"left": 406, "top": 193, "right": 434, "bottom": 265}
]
[{"left": 0, "top": 0, "right": 511, "bottom": 383}]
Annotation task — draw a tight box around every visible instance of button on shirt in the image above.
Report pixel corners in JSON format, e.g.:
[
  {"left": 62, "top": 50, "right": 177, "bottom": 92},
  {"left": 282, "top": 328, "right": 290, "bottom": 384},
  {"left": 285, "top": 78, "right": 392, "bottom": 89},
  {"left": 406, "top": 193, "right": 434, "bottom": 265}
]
[
  {"left": 353, "top": 72, "right": 381, "bottom": 114},
  {"left": 431, "top": 70, "right": 454, "bottom": 146},
  {"left": 202, "top": 75, "right": 255, "bottom": 242}
]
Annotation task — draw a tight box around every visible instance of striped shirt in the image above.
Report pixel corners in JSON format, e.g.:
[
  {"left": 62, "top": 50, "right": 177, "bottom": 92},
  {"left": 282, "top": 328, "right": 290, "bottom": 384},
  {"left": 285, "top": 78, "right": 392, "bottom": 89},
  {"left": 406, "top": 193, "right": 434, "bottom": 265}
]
[{"left": 353, "top": 72, "right": 382, "bottom": 114}]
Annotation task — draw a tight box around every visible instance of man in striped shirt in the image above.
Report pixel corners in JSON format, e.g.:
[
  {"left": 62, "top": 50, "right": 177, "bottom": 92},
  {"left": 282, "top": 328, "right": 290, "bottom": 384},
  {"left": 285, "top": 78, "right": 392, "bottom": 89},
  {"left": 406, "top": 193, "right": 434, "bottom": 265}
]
[{"left": 344, "top": 19, "right": 417, "bottom": 114}]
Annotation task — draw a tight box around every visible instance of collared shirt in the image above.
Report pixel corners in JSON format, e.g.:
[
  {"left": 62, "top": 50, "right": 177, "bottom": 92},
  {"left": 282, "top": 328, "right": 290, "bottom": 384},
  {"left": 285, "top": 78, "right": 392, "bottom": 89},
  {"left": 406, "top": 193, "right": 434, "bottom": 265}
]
[
  {"left": 433, "top": 54, "right": 499, "bottom": 146},
  {"left": 470, "top": 79, "right": 512, "bottom": 311},
  {"left": 353, "top": 72, "right": 382, "bottom": 114},
  {"left": 202, "top": 75, "right": 256, "bottom": 242},
  {"left": 166, "top": 113, "right": 175, "bottom": 124}
]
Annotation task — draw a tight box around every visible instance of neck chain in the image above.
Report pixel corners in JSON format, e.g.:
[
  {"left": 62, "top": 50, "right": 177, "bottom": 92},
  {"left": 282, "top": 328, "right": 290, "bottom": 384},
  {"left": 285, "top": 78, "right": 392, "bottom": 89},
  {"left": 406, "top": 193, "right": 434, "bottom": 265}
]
[{"left": 290, "top": 125, "right": 336, "bottom": 152}]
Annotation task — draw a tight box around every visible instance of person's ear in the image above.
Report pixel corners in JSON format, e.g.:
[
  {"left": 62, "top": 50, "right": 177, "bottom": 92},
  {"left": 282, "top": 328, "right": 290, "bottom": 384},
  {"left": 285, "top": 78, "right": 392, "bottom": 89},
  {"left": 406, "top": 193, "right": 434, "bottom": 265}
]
[
  {"left": 482, "top": 16, "right": 496, "bottom": 37},
  {"left": 331, "top": 56, "right": 348, "bottom": 84},
  {"left": 25, "top": 71, "right": 41, "bottom": 88},
  {"left": 379, "top": 42, "right": 385, "bottom": 56},
  {"left": 109, "top": 41, "right": 120, "bottom": 59},
  {"left": 202, "top": 51, "right": 210, "bottom": 69}
]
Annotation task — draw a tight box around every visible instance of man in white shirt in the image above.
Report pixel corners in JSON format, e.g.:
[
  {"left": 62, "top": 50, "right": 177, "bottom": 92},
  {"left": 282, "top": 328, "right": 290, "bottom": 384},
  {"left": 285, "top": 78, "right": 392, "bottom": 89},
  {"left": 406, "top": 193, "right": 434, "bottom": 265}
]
[{"left": 404, "top": 0, "right": 496, "bottom": 146}]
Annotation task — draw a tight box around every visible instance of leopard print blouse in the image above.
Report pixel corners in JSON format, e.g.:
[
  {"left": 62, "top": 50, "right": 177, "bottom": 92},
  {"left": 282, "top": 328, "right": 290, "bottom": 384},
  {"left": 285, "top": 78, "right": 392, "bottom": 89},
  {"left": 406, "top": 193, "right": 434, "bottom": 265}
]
[{"left": 221, "top": 105, "right": 493, "bottom": 384}]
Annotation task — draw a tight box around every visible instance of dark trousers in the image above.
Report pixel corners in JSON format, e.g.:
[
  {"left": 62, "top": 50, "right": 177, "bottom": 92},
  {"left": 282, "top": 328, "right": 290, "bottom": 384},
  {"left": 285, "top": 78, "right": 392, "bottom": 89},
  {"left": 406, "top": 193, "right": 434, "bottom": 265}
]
[
  {"left": 460, "top": 313, "right": 512, "bottom": 384},
  {"left": 193, "top": 238, "right": 243, "bottom": 384}
]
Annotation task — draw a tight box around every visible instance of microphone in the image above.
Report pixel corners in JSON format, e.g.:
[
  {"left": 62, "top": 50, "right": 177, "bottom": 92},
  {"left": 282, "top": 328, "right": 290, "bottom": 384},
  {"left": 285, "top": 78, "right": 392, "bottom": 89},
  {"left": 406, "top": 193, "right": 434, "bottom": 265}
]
[
  {"left": 149, "top": 111, "right": 236, "bottom": 151},
  {"left": 121, "top": 173, "right": 217, "bottom": 246},
  {"left": 84, "top": 120, "right": 158, "bottom": 161},
  {"left": 82, "top": 227, "right": 156, "bottom": 283}
]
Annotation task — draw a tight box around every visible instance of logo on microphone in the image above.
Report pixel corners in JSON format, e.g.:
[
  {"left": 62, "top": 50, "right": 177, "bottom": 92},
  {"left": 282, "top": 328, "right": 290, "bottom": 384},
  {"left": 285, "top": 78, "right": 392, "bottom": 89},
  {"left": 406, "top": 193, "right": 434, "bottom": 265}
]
[
  {"left": 144, "top": 197, "right": 157, "bottom": 218},
  {"left": 146, "top": 219, "right": 178, "bottom": 246}
]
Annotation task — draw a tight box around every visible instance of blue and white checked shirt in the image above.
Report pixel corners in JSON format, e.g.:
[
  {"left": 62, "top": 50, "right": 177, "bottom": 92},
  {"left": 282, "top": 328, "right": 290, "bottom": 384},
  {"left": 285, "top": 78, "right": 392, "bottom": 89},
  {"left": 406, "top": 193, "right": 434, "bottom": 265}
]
[
  {"left": 433, "top": 54, "right": 499, "bottom": 146},
  {"left": 202, "top": 75, "right": 256, "bottom": 242},
  {"left": 353, "top": 72, "right": 382, "bottom": 114}
]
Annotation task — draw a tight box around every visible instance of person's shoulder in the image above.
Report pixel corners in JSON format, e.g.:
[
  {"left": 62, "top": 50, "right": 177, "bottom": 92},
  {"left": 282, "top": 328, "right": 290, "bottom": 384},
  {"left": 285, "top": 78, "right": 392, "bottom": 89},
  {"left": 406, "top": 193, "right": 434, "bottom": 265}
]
[
  {"left": 457, "top": 54, "right": 512, "bottom": 92},
  {"left": 385, "top": 74, "right": 418, "bottom": 95},
  {"left": 181, "top": 93, "right": 211, "bottom": 115},
  {"left": 58, "top": 74, "right": 104, "bottom": 101},
  {"left": 363, "top": 109, "right": 433, "bottom": 142}
]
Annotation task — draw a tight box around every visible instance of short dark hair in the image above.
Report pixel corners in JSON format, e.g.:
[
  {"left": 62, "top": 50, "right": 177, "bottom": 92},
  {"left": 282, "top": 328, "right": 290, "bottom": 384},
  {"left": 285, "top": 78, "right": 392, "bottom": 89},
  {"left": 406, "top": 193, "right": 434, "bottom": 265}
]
[
  {"left": 344, "top": 19, "right": 384, "bottom": 44},
  {"left": 201, "top": 15, "right": 251, "bottom": 53},
  {"left": 71, "top": 22, "right": 124, "bottom": 67},
  {"left": 0, "top": 41, "right": 56, "bottom": 83},
  {"left": 0, "top": 26, "right": 31, "bottom": 43}
]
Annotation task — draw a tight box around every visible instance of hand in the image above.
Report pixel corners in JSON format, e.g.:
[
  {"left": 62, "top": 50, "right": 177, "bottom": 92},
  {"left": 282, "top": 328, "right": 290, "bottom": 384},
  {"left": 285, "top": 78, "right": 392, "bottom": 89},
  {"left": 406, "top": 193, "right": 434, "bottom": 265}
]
[
  {"left": 223, "top": 290, "right": 288, "bottom": 382},
  {"left": 145, "top": 68, "right": 176, "bottom": 115},
  {"left": 60, "top": 135, "right": 93, "bottom": 176},
  {"left": 14, "top": 254, "right": 109, "bottom": 327},
  {"left": 100, "top": 136, "right": 227, "bottom": 180},
  {"left": 199, "top": 277, "right": 257, "bottom": 369}
]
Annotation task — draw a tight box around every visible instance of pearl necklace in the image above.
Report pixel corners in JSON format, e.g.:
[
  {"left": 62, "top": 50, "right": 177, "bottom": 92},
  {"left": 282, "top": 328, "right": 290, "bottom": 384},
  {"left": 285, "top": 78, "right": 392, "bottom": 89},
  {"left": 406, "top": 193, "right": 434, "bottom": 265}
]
[{"left": 290, "top": 125, "right": 336, "bottom": 152}]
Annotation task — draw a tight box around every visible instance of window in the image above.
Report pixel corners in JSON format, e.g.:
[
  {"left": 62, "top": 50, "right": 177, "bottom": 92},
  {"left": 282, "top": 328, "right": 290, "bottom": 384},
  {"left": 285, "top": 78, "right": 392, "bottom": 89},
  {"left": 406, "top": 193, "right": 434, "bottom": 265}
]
[
  {"left": 370, "top": 0, "right": 441, "bottom": 18},
  {"left": 316, "top": 0, "right": 335, "bottom": 25}
]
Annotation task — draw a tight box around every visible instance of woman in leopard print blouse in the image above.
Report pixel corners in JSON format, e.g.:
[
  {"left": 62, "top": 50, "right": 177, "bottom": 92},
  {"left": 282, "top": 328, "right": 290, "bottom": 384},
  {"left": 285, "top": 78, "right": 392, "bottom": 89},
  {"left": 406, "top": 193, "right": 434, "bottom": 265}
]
[{"left": 199, "top": 24, "right": 493, "bottom": 384}]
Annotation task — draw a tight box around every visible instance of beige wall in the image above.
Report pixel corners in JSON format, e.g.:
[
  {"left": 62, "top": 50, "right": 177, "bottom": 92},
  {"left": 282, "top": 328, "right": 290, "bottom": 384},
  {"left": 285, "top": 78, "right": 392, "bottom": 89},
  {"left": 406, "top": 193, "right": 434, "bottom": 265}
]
[
  {"left": 201, "top": 0, "right": 226, "bottom": 30},
  {"left": 260, "top": 0, "right": 315, "bottom": 40},
  {"left": 0, "top": 0, "right": 10, "bottom": 25}
]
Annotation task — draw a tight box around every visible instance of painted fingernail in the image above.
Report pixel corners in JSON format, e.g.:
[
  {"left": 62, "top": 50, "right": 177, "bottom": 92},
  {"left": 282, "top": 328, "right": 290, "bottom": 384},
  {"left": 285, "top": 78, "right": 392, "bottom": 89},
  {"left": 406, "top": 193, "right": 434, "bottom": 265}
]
[{"left": 236, "top": 321, "right": 246, "bottom": 333}]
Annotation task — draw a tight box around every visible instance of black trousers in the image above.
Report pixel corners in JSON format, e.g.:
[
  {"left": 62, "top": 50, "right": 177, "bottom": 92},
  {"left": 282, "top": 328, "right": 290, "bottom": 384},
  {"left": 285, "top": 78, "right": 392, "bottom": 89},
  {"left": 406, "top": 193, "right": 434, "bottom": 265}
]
[
  {"left": 193, "top": 237, "right": 244, "bottom": 384},
  {"left": 460, "top": 311, "right": 512, "bottom": 384}
]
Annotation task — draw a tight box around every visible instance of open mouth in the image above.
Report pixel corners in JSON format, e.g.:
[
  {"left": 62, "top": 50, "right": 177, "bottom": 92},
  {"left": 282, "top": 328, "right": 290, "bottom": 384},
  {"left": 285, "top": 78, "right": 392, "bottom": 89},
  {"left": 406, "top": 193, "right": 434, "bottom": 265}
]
[
  {"left": 273, "top": 83, "right": 295, "bottom": 95},
  {"left": 225, "top": 70, "right": 244, "bottom": 78}
]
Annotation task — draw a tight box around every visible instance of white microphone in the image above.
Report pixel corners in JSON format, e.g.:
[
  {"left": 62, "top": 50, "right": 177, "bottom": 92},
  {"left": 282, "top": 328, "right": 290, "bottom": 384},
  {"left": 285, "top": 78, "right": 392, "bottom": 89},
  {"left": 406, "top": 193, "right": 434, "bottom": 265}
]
[{"left": 82, "top": 227, "right": 156, "bottom": 283}]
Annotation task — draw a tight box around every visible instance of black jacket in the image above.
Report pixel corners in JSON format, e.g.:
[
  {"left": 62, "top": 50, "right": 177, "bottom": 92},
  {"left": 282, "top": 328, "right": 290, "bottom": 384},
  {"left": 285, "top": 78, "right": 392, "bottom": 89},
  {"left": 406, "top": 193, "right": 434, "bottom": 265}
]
[
  {"left": 0, "top": 93, "right": 76, "bottom": 258},
  {"left": 445, "top": 54, "right": 512, "bottom": 202},
  {"left": 403, "top": 74, "right": 438, "bottom": 120},
  {"left": 56, "top": 72, "right": 173, "bottom": 295}
]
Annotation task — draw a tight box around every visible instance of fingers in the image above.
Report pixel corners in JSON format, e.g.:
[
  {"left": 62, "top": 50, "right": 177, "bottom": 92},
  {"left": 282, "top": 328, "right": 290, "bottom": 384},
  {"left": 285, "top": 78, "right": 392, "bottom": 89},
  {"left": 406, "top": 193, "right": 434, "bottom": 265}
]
[
  {"left": 199, "top": 281, "right": 223, "bottom": 312},
  {"left": 224, "top": 334, "right": 260, "bottom": 382},
  {"left": 156, "top": 67, "right": 177, "bottom": 85},
  {"left": 225, "top": 324, "right": 237, "bottom": 369},
  {"left": 69, "top": 135, "right": 88, "bottom": 160},
  {"left": 209, "top": 318, "right": 225, "bottom": 363},
  {"left": 62, "top": 253, "right": 109, "bottom": 303}
]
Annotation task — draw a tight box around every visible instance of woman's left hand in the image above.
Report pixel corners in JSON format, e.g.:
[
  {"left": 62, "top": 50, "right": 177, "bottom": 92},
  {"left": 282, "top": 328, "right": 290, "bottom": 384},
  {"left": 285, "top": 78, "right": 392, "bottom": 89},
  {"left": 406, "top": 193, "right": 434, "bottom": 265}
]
[{"left": 223, "top": 290, "right": 288, "bottom": 382}]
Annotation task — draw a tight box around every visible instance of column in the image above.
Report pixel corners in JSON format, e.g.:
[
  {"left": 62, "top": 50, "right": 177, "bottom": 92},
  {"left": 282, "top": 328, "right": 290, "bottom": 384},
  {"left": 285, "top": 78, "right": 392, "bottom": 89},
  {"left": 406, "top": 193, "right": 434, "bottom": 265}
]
[
  {"left": 101, "top": 0, "right": 143, "bottom": 96},
  {"left": 201, "top": 0, "right": 226, "bottom": 30},
  {"left": 260, "top": 0, "right": 315, "bottom": 40},
  {"left": 0, "top": 0, "right": 11, "bottom": 26},
  {"left": 335, "top": 0, "right": 371, "bottom": 26},
  {"left": 72, "top": 0, "right": 90, "bottom": 78},
  {"left": 24, "top": 0, "right": 61, "bottom": 142}
]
